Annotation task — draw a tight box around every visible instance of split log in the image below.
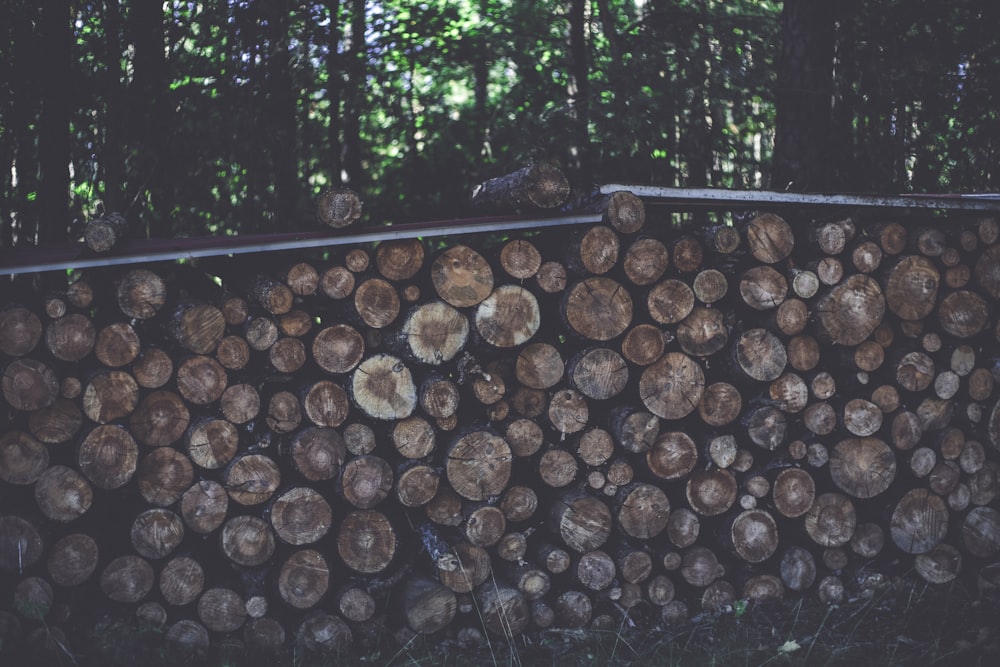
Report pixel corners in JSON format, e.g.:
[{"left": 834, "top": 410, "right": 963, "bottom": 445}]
[{"left": 471, "top": 163, "right": 569, "bottom": 210}]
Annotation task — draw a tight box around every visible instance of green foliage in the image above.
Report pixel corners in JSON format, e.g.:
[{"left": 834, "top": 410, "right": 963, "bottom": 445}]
[{"left": 1, "top": 0, "right": 999, "bottom": 244}]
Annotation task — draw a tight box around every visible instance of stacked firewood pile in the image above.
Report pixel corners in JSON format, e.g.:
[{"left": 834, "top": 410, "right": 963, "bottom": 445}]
[{"left": 2, "top": 185, "right": 1000, "bottom": 657}]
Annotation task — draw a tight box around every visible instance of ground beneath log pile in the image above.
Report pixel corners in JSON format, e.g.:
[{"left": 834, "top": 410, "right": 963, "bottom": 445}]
[{"left": 10, "top": 569, "right": 998, "bottom": 667}]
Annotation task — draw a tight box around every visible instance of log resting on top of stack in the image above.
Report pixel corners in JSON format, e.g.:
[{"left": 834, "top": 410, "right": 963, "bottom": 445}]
[{"left": 3, "top": 180, "right": 1000, "bottom": 657}]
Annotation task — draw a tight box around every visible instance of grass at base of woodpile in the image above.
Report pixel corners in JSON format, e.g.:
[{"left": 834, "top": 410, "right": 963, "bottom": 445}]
[{"left": 11, "top": 574, "right": 999, "bottom": 667}]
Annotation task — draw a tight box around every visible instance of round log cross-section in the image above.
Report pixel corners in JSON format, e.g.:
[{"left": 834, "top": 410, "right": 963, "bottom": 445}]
[
  {"left": 563, "top": 277, "right": 633, "bottom": 341},
  {"left": 639, "top": 352, "right": 704, "bottom": 420},
  {"left": 446, "top": 430, "right": 512, "bottom": 501}
]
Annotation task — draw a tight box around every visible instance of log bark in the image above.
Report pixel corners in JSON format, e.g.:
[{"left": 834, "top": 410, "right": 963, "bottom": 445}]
[{"left": 471, "top": 163, "right": 570, "bottom": 210}]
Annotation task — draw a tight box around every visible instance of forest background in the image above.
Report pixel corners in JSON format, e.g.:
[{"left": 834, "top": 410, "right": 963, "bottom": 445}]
[{"left": 1, "top": 0, "right": 999, "bottom": 248}]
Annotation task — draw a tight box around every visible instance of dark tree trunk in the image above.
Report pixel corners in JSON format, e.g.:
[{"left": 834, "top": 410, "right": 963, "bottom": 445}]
[
  {"left": 102, "top": 0, "right": 126, "bottom": 213},
  {"left": 266, "top": 2, "right": 299, "bottom": 227},
  {"left": 343, "top": 0, "right": 367, "bottom": 188},
  {"left": 38, "top": 0, "right": 73, "bottom": 246},
  {"left": 567, "top": 0, "right": 590, "bottom": 184},
  {"left": 771, "top": 0, "right": 836, "bottom": 191},
  {"left": 324, "top": 0, "right": 343, "bottom": 183}
]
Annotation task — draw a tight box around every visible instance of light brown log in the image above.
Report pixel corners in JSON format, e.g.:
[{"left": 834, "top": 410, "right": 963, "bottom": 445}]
[
  {"left": 938, "top": 290, "right": 990, "bottom": 338},
  {"left": 564, "top": 276, "right": 633, "bottom": 340},
  {"left": 316, "top": 187, "right": 362, "bottom": 227},
  {"left": 609, "top": 406, "right": 659, "bottom": 454},
  {"left": 775, "top": 298, "right": 809, "bottom": 336},
  {"left": 446, "top": 430, "right": 511, "bottom": 501},
  {"left": 747, "top": 212, "right": 794, "bottom": 263},
  {"left": 402, "top": 577, "right": 457, "bottom": 634},
  {"left": 500, "top": 486, "right": 538, "bottom": 522},
  {"left": 675, "top": 306, "right": 728, "bottom": 357},
  {"left": 535, "top": 260, "right": 567, "bottom": 294},
  {"left": 475, "top": 285, "right": 540, "bottom": 347},
  {"left": 787, "top": 334, "right": 820, "bottom": 371},
  {"left": 172, "top": 302, "right": 226, "bottom": 354},
  {"left": 176, "top": 355, "right": 227, "bottom": 406},
  {"left": 184, "top": 417, "right": 238, "bottom": 470},
  {"left": 550, "top": 492, "right": 612, "bottom": 553},
  {"left": 0, "top": 430, "right": 48, "bottom": 485},
  {"left": 639, "top": 352, "right": 704, "bottom": 420},
  {"left": 739, "top": 265, "right": 787, "bottom": 310},
  {"left": 547, "top": 389, "right": 589, "bottom": 435},
  {"left": 344, "top": 248, "right": 370, "bottom": 273},
  {"left": 268, "top": 337, "right": 307, "bottom": 373},
  {"left": 338, "top": 509, "right": 396, "bottom": 574},
  {"left": 647, "top": 278, "right": 694, "bottom": 324},
  {"left": 566, "top": 347, "right": 628, "bottom": 400},
  {"left": 95, "top": 322, "right": 140, "bottom": 368},
  {"left": 647, "top": 431, "right": 698, "bottom": 480},
  {"left": 221, "top": 515, "right": 275, "bottom": 567},
  {"left": 271, "top": 487, "right": 332, "bottom": 545},
  {"left": 671, "top": 237, "right": 704, "bottom": 273},
  {"left": 395, "top": 464, "right": 440, "bottom": 508},
  {"left": 282, "top": 262, "right": 319, "bottom": 296},
  {"left": 319, "top": 265, "right": 355, "bottom": 300},
  {"left": 773, "top": 468, "right": 816, "bottom": 518},
  {"left": 34, "top": 465, "right": 92, "bottom": 522},
  {"left": 471, "top": 163, "right": 569, "bottom": 210},
  {"left": 464, "top": 506, "right": 506, "bottom": 547},
  {"left": 100, "top": 555, "right": 154, "bottom": 603},
  {"left": 598, "top": 190, "right": 645, "bottom": 233},
  {"left": 340, "top": 455, "right": 393, "bottom": 508},
  {"left": 816, "top": 274, "right": 885, "bottom": 345},
  {"left": 82, "top": 369, "right": 139, "bottom": 424},
  {"left": 617, "top": 483, "right": 670, "bottom": 539},
  {"left": 623, "top": 237, "right": 668, "bottom": 286},
  {"left": 137, "top": 447, "right": 194, "bottom": 507},
  {"left": 402, "top": 301, "right": 469, "bottom": 364},
  {"left": 278, "top": 550, "right": 330, "bottom": 610},
  {"left": 852, "top": 240, "right": 883, "bottom": 273},
  {"left": 3, "top": 358, "right": 58, "bottom": 411},
  {"left": 573, "top": 225, "right": 619, "bottom": 275},
  {"left": 223, "top": 453, "right": 280, "bottom": 506},
  {"left": 575, "top": 549, "right": 616, "bottom": 591},
  {"left": 735, "top": 328, "right": 786, "bottom": 381},
  {"left": 312, "top": 323, "right": 364, "bottom": 374},
  {"left": 538, "top": 448, "right": 578, "bottom": 488},
  {"left": 219, "top": 292, "right": 249, "bottom": 326},
  {"left": 514, "top": 342, "right": 563, "bottom": 390},
  {"left": 130, "top": 508, "right": 184, "bottom": 559},
  {"left": 215, "top": 335, "right": 250, "bottom": 371},
  {"left": 0, "top": 306, "right": 42, "bottom": 356},
  {"left": 160, "top": 556, "right": 205, "bottom": 606},
  {"left": 46, "top": 533, "right": 98, "bottom": 587},
  {"left": 351, "top": 354, "right": 416, "bottom": 420},
  {"left": 432, "top": 245, "right": 494, "bottom": 307},
  {"left": 891, "top": 488, "right": 948, "bottom": 554},
  {"left": 180, "top": 480, "right": 228, "bottom": 534},
  {"left": 78, "top": 424, "right": 138, "bottom": 489},
  {"left": 686, "top": 469, "right": 737, "bottom": 517},
  {"left": 354, "top": 277, "right": 400, "bottom": 329},
  {"left": 245, "top": 316, "right": 278, "bottom": 351},
  {"left": 829, "top": 436, "right": 895, "bottom": 502},
  {"left": 619, "top": 550, "right": 653, "bottom": 585},
  {"left": 498, "top": 238, "right": 542, "bottom": 279},
  {"left": 694, "top": 382, "right": 741, "bottom": 427},
  {"left": 132, "top": 347, "right": 173, "bottom": 389},
  {"left": 129, "top": 390, "right": 190, "bottom": 448},
  {"left": 496, "top": 532, "right": 528, "bottom": 562}
]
